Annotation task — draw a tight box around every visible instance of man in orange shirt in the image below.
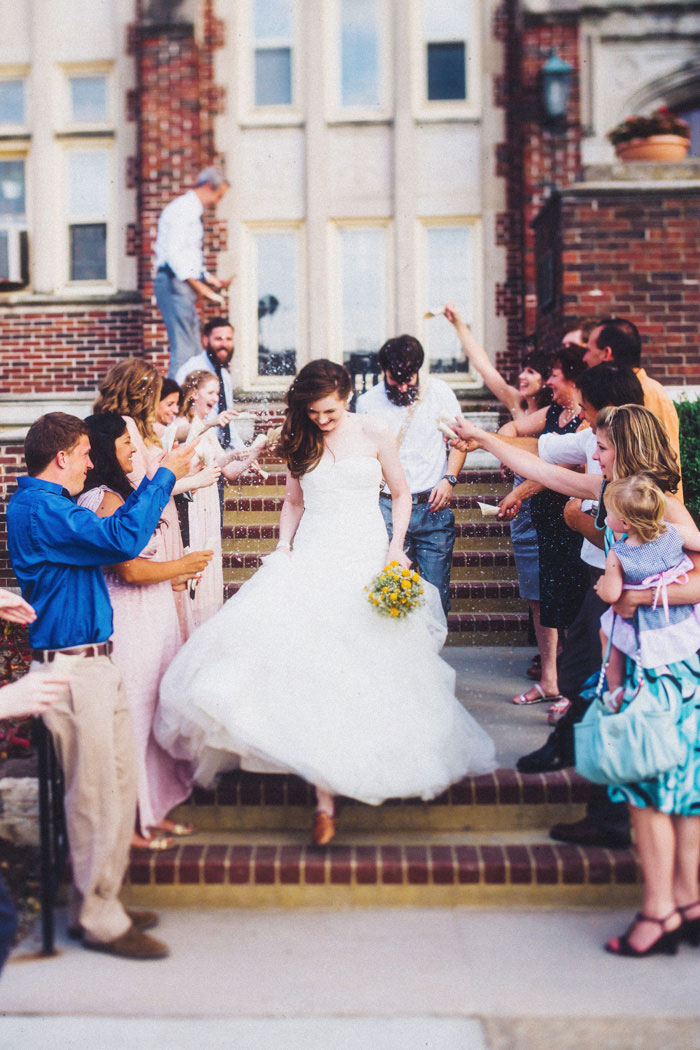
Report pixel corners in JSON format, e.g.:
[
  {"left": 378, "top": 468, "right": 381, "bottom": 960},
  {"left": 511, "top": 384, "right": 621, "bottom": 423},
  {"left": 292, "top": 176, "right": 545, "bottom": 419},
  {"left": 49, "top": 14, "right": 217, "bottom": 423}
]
[{"left": 584, "top": 317, "right": 683, "bottom": 500}]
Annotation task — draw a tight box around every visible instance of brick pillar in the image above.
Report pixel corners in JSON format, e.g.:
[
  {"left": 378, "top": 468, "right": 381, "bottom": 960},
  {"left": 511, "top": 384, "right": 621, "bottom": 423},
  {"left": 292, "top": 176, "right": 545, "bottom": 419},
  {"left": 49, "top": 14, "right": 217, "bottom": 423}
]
[{"left": 129, "top": 0, "right": 227, "bottom": 373}]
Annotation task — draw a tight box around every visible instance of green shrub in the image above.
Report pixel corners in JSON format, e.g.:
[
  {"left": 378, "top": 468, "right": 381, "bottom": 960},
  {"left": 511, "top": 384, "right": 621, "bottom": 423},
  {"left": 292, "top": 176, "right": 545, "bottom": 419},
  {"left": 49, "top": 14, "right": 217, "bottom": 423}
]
[{"left": 677, "top": 396, "right": 700, "bottom": 526}]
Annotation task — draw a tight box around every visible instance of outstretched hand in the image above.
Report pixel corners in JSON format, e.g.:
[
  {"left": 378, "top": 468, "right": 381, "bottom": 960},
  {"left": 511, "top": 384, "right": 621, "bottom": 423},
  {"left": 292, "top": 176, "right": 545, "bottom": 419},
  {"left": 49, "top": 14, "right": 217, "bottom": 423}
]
[
  {"left": 0, "top": 588, "right": 36, "bottom": 625},
  {"left": 160, "top": 440, "right": 198, "bottom": 481},
  {"left": 0, "top": 674, "right": 71, "bottom": 720}
]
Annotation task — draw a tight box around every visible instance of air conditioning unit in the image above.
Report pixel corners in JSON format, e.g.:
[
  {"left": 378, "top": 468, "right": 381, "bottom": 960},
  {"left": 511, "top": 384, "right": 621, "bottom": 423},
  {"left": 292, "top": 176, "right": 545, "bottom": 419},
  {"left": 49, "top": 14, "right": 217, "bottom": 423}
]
[{"left": 0, "top": 227, "right": 29, "bottom": 285}]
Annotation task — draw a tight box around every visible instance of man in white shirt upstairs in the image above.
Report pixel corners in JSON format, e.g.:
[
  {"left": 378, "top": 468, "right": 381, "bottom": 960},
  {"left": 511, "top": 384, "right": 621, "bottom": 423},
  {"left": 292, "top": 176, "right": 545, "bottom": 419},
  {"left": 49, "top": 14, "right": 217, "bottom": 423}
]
[
  {"left": 356, "top": 335, "right": 466, "bottom": 615},
  {"left": 154, "top": 167, "right": 232, "bottom": 378}
]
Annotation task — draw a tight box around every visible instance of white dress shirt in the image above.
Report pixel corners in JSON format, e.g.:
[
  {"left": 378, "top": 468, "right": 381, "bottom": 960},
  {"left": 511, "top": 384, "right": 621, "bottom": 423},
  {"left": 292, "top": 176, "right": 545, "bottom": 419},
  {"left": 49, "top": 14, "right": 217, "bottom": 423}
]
[
  {"left": 154, "top": 190, "right": 204, "bottom": 281},
  {"left": 175, "top": 350, "right": 243, "bottom": 448},
  {"left": 538, "top": 427, "right": 605, "bottom": 569},
  {"left": 356, "top": 378, "right": 460, "bottom": 493}
]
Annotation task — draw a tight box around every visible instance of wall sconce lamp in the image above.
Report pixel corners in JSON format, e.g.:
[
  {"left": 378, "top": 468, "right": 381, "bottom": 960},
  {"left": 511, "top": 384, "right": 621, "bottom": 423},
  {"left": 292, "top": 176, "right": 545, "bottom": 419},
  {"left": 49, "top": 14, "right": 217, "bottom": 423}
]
[{"left": 541, "top": 49, "right": 573, "bottom": 128}]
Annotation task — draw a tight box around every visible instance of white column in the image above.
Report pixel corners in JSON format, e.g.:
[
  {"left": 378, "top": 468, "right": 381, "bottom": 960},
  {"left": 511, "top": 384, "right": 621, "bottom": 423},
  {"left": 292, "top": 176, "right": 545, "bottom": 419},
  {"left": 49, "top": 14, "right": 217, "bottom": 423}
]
[{"left": 28, "top": 0, "right": 59, "bottom": 294}]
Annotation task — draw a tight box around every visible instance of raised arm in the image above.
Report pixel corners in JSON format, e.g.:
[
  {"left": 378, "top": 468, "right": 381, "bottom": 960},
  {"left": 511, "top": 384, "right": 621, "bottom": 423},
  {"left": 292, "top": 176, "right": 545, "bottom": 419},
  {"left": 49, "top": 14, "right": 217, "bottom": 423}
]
[
  {"left": 443, "top": 303, "right": 522, "bottom": 416},
  {"left": 451, "top": 417, "right": 601, "bottom": 501}
]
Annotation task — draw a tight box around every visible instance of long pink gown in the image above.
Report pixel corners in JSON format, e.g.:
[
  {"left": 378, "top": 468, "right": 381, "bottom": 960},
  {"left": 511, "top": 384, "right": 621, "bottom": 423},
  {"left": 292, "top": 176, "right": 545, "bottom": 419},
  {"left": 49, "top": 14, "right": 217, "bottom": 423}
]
[
  {"left": 186, "top": 426, "right": 225, "bottom": 627},
  {"left": 77, "top": 482, "right": 192, "bottom": 833},
  {"left": 126, "top": 416, "right": 194, "bottom": 643}
]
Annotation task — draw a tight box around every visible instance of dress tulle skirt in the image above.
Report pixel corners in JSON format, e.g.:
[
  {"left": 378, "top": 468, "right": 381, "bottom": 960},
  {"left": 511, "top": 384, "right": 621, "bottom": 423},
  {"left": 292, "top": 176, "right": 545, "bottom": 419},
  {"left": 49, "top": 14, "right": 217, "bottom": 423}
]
[{"left": 155, "top": 456, "right": 496, "bottom": 804}]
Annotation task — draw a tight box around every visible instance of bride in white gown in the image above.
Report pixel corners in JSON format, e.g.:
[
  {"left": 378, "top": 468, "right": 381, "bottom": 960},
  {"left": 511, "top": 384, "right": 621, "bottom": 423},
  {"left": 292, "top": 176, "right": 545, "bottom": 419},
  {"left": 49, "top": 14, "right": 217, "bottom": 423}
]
[{"left": 155, "top": 359, "right": 496, "bottom": 845}]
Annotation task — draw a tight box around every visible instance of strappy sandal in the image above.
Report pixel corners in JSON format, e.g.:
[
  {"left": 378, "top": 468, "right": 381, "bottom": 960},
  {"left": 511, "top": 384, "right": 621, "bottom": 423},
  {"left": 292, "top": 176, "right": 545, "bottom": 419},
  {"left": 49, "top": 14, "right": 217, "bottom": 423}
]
[
  {"left": 149, "top": 821, "right": 194, "bottom": 837},
  {"left": 605, "top": 910, "right": 681, "bottom": 957},
  {"left": 131, "top": 834, "right": 176, "bottom": 852},
  {"left": 512, "top": 683, "right": 565, "bottom": 706},
  {"left": 678, "top": 901, "right": 700, "bottom": 946}
]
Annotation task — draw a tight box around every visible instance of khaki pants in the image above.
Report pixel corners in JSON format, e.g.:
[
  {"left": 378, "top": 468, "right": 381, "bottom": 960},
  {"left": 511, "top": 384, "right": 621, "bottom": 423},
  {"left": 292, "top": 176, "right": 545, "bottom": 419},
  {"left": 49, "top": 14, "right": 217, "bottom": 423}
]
[{"left": 32, "top": 653, "right": 137, "bottom": 943}]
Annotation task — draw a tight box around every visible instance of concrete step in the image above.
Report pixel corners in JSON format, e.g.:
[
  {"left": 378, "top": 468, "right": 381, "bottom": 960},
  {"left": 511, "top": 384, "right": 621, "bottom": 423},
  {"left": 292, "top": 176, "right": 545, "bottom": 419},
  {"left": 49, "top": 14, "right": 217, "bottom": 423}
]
[
  {"left": 221, "top": 521, "right": 515, "bottom": 552},
  {"left": 122, "top": 771, "right": 638, "bottom": 910}
]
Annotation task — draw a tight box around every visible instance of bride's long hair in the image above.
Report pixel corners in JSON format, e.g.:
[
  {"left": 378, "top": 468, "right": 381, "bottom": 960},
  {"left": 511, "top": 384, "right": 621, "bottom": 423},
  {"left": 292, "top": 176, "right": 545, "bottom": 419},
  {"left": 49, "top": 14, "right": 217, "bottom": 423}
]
[{"left": 278, "top": 359, "right": 352, "bottom": 478}]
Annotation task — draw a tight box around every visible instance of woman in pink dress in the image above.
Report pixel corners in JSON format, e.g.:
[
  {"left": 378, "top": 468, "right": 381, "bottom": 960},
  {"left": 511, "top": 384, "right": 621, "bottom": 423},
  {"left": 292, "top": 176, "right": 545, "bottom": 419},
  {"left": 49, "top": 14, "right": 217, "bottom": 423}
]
[{"left": 78, "top": 410, "right": 212, "bottom": 849}]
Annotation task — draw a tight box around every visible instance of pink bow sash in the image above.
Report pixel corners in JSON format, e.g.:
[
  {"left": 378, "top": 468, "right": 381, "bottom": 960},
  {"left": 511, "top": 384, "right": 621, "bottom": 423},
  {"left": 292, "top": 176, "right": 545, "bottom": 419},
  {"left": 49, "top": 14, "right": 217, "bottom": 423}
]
[{"left": 625, "top": 554, "right": 693, "bottom": 621}]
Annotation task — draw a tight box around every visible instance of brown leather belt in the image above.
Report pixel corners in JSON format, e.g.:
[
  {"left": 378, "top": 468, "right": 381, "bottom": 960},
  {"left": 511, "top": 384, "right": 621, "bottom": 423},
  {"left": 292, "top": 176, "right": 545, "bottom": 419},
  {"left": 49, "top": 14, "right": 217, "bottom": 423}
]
[
  {"left": 380, "top": 489, "right": 432, "bottom": 505},
  {"left": 32, "top": 641, "right": 114, "bottom": 664}
]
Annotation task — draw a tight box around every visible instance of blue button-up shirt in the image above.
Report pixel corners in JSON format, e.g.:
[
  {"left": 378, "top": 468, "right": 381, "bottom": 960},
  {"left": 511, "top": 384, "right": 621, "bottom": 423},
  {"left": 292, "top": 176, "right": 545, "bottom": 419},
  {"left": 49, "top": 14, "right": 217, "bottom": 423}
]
[{"left": 7, "top": 470, "right": 175, "bottom": 650}]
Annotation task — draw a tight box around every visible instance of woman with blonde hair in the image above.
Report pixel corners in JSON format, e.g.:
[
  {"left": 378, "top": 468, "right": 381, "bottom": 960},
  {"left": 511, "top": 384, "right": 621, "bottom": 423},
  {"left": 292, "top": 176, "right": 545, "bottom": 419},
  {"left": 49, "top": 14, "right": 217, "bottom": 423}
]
[
  {"left": 176, "top": 369, "right": 265, "bottom": 626},
  {"left": 452, "top": 404, "right": 700, "bottom": 957}
]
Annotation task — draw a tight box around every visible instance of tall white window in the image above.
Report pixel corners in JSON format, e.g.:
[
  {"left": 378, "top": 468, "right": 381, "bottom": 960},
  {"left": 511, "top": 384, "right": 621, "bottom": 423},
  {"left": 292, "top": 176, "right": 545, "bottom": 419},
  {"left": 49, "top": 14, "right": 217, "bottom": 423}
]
[
  {"left": 339, "top": 0, "right": 381, "bottom": 108},
  {"left": 423, "top": 223, "right": 479, "bottom": 376},
  {"left": 337, "top": 225, "right": 388, "bottom": 365},
  {"left": 422, "top": 0, "right": 470, "bottom": 102},
  {"left": 67, "top": 150, "right": 109, "bottom": 282},
  {"left": 254, "top": 0, "right": 294, "bottom": 106},
  {"left": 254, "top": 230, "right": 299, "bottom": 376},
  {"left": 0, "top": 79, "right": 25, "bottom": 127},
  {"left": 0, "top": 158, "right": 26, "bottom": 283}
]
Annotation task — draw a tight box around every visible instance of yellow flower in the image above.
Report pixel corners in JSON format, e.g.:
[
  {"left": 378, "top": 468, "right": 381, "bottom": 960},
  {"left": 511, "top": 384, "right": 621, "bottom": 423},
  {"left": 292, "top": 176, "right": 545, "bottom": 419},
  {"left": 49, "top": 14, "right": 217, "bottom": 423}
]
[
  {"left": 411, "top": 572, "right": 419, "bottom": 582},
  {"left": 401, "top": 569, "right": 411, "bottom": 577},
  {"left": 400, "top": 580, "right": 411, "bottom": 590},
  {"left": 390, "top": 608, "right": 399, "bottom": 617}
]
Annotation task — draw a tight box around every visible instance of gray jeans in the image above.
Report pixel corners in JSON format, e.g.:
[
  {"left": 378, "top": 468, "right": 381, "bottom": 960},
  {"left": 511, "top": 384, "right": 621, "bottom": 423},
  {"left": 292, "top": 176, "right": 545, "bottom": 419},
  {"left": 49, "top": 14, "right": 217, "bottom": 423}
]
[{"left": 154, "top": 268, "right": 202, "bottom": 379}]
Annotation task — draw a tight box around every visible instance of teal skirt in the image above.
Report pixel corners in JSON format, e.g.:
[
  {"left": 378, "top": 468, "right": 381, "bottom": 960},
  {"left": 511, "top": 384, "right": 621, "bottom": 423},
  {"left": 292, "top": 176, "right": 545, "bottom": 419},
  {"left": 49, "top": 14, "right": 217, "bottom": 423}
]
[{"left": 609, "top": 654, "right": 700, "bottom": 816}]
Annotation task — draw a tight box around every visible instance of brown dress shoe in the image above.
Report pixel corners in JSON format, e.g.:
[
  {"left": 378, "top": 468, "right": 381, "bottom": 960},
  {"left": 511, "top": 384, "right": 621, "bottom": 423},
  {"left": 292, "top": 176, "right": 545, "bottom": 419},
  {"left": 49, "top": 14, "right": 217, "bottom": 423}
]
[
  {"left": 68, "top": 907, "right": 158, "bottom": 941},
  {"left": 312, "top": 810, "right": 336, "bottom": 847},
  {"left": 84, "top": 924, "right": 169, "bottom": 959}
]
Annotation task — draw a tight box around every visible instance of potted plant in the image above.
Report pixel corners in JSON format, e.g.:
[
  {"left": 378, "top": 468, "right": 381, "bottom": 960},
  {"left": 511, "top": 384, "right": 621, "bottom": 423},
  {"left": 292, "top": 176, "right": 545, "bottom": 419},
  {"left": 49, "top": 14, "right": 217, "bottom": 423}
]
[{"left": 607, "top": 106, "right": 691, "bottom": 162}]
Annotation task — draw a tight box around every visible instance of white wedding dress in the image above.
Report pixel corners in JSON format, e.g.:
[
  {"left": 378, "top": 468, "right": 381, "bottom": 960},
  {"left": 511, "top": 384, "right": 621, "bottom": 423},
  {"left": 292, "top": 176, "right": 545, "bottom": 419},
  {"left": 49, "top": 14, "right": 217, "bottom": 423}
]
[{"left": 155, "top": 455, "right": 496, "bottom": 803}]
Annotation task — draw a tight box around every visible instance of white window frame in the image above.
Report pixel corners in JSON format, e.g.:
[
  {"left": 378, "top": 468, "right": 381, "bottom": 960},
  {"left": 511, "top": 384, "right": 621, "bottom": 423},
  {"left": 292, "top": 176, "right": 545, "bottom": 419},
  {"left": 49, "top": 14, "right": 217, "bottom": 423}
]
[
  {"left": 0, "top": 67, "right": 29, "bottom": 134},
  {"left": 416, "top": 216, "right": 483, "bottom": 386},
  {"left": 58, "top": 141, "right": 116, "bottom": 293},
  {"left": 240, "top": 0, "right": 302, "bottom": 126},
  {"left": 329, "top": 219, "right": 393, "bottom": 365},
  {"left": 240, "top": 222, "right": 306, "bottom": 390},
  {"left": 325, "top": 0, "right": 392, "bottom": 123},
  {"left": 59, "top": 63, "right": 114, "bottom": 133},
  {"left": 412, "top": 0, "right": 481, "bottom": 121}
]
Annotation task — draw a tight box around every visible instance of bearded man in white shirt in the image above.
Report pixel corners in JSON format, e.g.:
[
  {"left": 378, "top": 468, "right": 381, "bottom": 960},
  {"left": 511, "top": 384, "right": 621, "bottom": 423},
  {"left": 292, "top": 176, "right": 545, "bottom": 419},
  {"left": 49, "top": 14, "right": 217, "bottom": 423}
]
[
  {"left": 356, "top": 335, "right": 466, "bottom": 615},
  {"left": 154, "top": 167, "right": 231, "bottom": 378}
]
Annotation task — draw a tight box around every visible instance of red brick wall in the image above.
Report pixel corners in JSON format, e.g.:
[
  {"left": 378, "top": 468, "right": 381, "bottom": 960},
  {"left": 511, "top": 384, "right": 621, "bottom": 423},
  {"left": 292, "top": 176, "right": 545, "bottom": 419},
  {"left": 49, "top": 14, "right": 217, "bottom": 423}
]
[
  {"left": 0, "top": 441, "right": 25, "bottom": 590},
  {"left": 559, "top": 189, "right": 700, "bottom": 383},
  {"left": 495, "top": 6, "right": 582, "bottom": 380},
  {"left": 0, "top": 303, "right": 143, "bottom": 393}
]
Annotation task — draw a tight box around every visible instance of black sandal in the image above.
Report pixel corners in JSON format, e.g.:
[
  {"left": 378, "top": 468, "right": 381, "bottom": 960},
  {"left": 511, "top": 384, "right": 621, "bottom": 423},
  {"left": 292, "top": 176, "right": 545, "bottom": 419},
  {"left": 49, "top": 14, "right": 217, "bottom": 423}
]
[
  {"left": 605, "top": 910, "right": 681, "bottom": 957},
  {"left": 678, "top": 901, "right": 700, "bottom": 946}
]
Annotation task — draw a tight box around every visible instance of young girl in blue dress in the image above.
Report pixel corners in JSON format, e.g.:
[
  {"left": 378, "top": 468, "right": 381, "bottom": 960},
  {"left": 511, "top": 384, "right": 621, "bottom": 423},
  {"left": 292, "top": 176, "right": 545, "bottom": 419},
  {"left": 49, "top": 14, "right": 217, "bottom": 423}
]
[{"left": 596, "top": 474, "right": 700, "bottom": 708}]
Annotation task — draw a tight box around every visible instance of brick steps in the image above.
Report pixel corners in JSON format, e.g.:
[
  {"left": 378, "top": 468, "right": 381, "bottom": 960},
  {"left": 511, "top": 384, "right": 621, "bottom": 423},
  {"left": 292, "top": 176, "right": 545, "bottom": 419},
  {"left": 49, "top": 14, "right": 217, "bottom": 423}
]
[{"left": 122, "top": 770, "right": 639, "bottom": 910}]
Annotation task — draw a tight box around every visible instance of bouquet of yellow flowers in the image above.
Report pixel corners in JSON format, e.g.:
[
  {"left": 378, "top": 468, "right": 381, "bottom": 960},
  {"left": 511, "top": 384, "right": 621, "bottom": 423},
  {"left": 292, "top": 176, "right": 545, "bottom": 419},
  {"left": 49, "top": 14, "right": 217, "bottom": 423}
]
[{"left": 365, "top": 561, "right": 425, "bottom": 619}]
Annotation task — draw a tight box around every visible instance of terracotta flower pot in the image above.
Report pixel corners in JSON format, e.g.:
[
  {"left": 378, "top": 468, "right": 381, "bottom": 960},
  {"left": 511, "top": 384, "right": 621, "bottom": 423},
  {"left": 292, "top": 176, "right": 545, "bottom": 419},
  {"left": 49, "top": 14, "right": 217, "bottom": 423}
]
[{"left": 615, "top": 134, "right": 690, "bottom": 162}]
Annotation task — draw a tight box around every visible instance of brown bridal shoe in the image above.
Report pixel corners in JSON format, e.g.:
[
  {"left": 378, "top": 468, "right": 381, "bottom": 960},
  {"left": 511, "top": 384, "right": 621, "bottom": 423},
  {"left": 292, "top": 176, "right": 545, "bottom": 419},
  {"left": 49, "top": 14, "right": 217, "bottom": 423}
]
[
  {"left": 84, "top": 924, "right": 169, "bottom": 960},
  {"left": 312, "top": 810, "right": 336, "bottom": 847},
  {"left": 68, "top": 907, "right": 159, "bottom": 941}
]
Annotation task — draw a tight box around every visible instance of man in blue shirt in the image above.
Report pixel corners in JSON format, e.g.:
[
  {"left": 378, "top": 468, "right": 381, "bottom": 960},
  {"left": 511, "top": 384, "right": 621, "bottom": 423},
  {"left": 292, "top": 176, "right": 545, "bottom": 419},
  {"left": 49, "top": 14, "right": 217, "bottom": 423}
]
[{"left": 8, "top": 412, "right": 196, "bottom": 960}]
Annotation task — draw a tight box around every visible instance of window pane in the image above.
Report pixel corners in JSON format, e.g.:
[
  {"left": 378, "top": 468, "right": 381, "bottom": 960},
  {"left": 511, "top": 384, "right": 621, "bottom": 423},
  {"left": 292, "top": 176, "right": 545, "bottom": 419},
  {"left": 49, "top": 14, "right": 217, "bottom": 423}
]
[
  {"left": 254, "top": 0, "right": 292, "bottom": 40},
  {"left": 70, "top": 223, "right": 107, "bottom": 281},
  {"left": 341, "top": 0, "right": 379, "bottom": 107},
  {"left": 0, "top": 230, "right": 8, "bottom": 278},
  {"left": 427, "top": 42, "right": 466, "bottom": 101},
  {"left": 339, "top": 228, "right": 386, "bottom": 362},
  {"left": 70, "top": 75, "right": 108, "bottom": 123},
  {"left": 256, "top": 233, "right": 298, "bottom": 376},
  {"left": 255, "top": 48, "right": 292, "bottom": 106},
  {"left": 0, "top": 160, "right": 25, "bottom": 220},
  {"left": 423, "top": 0, "right": 469, "bottom": 40},
  {"left": 68, "top": 152, "right": 109, "bottom": 218},
  {"left": 425, "top": 226, "right": 473, "bottom": 374},
  {"left": 0, "top": 80, "right": 24, "bottom": 125}
]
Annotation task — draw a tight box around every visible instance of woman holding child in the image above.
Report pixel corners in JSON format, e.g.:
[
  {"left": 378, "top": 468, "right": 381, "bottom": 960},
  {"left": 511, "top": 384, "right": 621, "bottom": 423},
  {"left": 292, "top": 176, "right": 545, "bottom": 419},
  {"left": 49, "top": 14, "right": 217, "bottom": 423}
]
[{"left": 452, "top": 404, "right": 700, "bottom": 957}]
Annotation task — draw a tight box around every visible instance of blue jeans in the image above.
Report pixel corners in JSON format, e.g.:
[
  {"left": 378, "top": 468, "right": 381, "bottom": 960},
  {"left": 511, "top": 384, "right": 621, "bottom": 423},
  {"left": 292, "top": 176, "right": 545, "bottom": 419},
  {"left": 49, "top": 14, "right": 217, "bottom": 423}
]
[
  {"left": 154, "top": 269, "right": 202, "bottom": 379},
  {"left": 380, "top": 498, "right": 455, "bottom": 615},
  {"left": 0, "top": 875, "right": 18, "bottom": 973}
]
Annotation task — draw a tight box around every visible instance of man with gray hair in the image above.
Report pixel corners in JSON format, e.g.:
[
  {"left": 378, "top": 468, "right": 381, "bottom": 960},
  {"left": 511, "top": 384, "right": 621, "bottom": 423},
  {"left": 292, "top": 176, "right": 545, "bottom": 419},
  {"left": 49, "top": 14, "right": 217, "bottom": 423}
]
[{"left": 154, "top": 167, "right": 232, "bottom": 377}]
